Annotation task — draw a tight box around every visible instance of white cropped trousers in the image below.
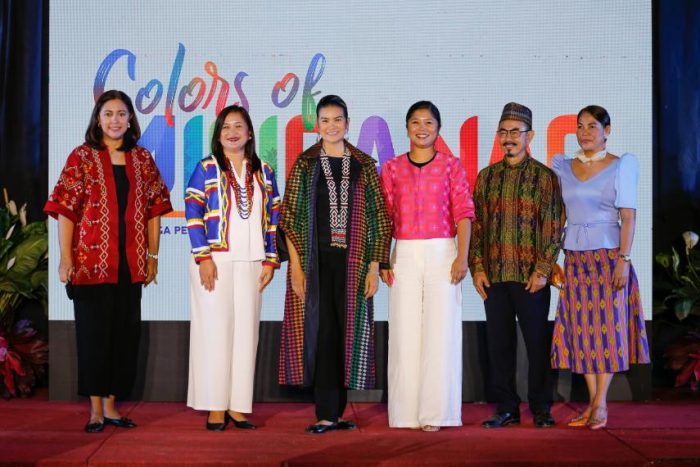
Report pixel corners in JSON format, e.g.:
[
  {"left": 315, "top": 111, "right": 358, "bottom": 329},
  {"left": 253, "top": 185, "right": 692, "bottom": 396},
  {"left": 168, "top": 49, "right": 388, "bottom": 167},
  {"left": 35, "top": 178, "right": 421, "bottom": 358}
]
[
  {"left": 187, "top": 257, "right": 262, "bottom": 413},
  {"left": 388, "top": 238, "right": 463, "bottom": 428}
]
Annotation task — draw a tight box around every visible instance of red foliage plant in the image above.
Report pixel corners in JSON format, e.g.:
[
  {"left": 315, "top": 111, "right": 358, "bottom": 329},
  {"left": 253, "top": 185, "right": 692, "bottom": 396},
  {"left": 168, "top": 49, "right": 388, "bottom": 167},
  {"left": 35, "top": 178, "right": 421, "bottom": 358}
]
[
  {"left": 664, "top": 332, "right": 700, "bottom": 391},
  {"left": 0, "top": 320, "right": 48, "bottom": 398}
]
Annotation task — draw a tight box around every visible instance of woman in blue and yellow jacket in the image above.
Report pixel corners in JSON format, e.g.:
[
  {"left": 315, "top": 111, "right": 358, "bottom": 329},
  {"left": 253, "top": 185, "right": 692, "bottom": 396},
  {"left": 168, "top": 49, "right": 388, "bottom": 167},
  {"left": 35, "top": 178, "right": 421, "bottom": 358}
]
[{"left": 184, "top": 105, "right": 280, "bottom": 431}]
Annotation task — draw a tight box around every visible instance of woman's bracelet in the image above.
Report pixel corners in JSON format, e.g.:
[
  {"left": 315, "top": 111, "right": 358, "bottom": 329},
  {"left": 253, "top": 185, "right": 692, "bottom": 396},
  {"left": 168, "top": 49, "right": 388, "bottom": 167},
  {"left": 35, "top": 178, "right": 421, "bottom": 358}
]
[{"left": 147, "top": 252, "right": 159, "bottom": 260}]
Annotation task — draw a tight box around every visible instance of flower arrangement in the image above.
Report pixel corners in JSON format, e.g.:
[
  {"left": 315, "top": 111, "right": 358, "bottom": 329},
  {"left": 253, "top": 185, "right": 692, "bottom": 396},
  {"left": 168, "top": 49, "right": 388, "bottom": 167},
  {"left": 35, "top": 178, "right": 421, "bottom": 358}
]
[
  {"left": 0, "top": 189, "right": 48, "bottom": 398},
  {"left": 655, "top": 231, "right": 700, "bottom": 391}
]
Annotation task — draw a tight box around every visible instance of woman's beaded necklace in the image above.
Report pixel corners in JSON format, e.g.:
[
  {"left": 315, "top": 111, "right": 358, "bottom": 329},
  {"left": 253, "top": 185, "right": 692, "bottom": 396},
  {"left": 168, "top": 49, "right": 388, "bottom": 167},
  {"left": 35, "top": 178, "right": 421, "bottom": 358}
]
[{"left": 228, "top": 158, "right": 254, "bottom": 220}]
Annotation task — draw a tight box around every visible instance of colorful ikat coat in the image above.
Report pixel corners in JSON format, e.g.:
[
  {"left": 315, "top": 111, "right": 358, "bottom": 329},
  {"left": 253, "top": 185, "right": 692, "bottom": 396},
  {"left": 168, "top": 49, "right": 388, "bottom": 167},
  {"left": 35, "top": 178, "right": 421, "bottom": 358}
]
[{"left": 278, "top": 141, "right": 392, "bottom": 390}]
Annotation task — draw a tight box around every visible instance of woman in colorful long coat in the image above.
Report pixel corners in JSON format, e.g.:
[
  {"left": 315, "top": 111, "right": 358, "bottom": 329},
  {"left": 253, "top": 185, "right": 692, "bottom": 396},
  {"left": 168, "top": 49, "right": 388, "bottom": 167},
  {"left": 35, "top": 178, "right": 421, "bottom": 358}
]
[
  {"left": 278, "top": 95, "right": 392, "bottom": 434},
  {"left": 550, "top": 105, "right": 650, "bottom": 430}
]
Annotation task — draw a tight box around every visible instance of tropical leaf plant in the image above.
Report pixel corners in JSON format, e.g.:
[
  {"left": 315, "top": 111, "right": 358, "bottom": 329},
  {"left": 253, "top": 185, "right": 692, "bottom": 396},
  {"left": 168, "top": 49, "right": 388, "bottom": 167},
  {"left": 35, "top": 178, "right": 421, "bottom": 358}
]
[
  {"left": 655, "top": 231, "right": 700, "bottom": 321},
  {"left": 0, "top": 189, "right": 48, "bottom": 328},
  {"left": 656, "top": 231, "right": 700, "bottom": 392},
  {"left": 0, "top": 189, "right": 49, "bottom": 398}
]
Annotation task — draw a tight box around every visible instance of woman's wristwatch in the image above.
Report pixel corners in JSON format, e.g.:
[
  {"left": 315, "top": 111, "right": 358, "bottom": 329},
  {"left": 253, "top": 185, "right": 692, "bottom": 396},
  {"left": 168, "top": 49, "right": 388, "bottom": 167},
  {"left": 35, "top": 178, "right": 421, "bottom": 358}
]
[{"left": 618, "top": 253, "right": 631, "bottom": 262}]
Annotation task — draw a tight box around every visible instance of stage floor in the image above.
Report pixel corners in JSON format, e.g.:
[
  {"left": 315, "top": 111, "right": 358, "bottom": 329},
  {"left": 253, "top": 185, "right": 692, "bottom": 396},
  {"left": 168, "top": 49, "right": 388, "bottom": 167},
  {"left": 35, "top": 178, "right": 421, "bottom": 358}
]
[{"left": 1, "top": 400, "right": 698, "bottom": 466}]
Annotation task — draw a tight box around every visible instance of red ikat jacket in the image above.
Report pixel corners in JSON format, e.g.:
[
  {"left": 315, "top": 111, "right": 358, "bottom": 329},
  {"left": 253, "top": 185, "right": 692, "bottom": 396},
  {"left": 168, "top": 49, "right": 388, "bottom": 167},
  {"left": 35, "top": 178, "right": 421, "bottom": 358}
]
[{"left": 44, "top": 144, "right": 172, "bottom": 285}]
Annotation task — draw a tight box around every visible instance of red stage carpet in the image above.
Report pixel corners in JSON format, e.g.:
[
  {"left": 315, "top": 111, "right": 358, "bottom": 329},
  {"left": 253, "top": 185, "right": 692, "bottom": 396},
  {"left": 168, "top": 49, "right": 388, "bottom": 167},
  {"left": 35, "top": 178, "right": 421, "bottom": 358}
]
[{"left": 0, "top": 400, "right": 698, "bottom": 466}]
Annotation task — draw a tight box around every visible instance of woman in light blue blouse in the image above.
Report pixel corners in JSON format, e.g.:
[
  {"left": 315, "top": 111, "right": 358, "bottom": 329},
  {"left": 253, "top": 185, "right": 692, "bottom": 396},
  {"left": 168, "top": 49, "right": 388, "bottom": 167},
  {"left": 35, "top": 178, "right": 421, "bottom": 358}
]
[{"left": 550, "top": 105, "right": 649, "bottom": 430}]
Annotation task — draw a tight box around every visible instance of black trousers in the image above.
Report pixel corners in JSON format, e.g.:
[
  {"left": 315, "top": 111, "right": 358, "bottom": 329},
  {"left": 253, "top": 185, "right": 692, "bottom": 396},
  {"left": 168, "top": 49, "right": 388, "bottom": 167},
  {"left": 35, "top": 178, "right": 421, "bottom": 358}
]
[
  {"left": 314, "top": 250, "right": 348, "bottom": 422},
  {"left": 484, "top": 281, "right": 553, "bottom": 414},
  {"left": 73, "top": 278, "right": 142, "bottom": 399}
]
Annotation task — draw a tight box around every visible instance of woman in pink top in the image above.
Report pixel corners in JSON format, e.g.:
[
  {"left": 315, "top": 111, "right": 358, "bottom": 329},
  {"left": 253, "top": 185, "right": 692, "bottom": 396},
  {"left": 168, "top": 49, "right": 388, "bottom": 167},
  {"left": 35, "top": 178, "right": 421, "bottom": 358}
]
[{"left": 380, "top": 101, "right": 475, "bottom": 431}]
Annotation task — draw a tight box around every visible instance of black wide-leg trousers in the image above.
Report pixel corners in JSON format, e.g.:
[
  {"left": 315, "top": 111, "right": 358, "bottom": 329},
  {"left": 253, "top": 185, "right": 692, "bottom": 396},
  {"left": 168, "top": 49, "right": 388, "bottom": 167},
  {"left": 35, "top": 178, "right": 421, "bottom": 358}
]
[
  {"left": 313, "top": 250, "right": 348, "bottom": 422},
  {"left": 73, "top": 278, "right": 142, "bottom": 399}
]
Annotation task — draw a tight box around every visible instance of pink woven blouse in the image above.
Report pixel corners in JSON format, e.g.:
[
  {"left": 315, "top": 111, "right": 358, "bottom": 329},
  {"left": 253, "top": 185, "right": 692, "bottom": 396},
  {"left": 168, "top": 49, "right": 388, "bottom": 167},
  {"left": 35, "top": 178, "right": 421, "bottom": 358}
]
[{"left": 380, "top": 152, "right": 475, "bottom": 240}]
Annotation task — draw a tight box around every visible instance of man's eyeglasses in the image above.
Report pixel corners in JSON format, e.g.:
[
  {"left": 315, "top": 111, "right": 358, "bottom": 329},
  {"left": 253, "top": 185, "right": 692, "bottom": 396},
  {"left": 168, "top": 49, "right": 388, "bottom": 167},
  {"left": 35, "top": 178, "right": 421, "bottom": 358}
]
[{"left": 497, "top": 129, "right": 529, "bottom": 138}]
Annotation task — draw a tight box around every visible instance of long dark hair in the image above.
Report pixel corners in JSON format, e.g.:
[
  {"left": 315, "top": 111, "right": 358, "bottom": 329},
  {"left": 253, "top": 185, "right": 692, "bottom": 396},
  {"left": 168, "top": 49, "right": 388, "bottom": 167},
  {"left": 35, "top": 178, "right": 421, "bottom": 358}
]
[
  {"left": 405, "top": 100, "right": 442, "bottom": 130},
  {"left": 578, "top": 105, "right": 611, "bottom": 127},
  {"left": 211, "top": 105, "right": 261, "bottom": 174},
  {"left": 85, "top": 90, "right": 141, "bottom": 151},
  {"left": 316, "top": 94, "right": 349, "bottom": 119}
]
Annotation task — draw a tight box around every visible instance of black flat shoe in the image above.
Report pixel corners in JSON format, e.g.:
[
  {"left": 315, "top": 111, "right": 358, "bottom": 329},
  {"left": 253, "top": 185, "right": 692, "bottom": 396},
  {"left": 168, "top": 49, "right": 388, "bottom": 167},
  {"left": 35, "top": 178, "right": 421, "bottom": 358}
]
[
  {"left": 206, "top": 412, "right": 228, "bottom": 431},
  {"left": 104, "top": 416, "right": 137, "bottom": 428},
  {"left": 482, "top": 412, "right": 521, "bottom": 428},
  {"left": 533, "top": 411, "right": 555, "bottom": 428},
  {"left": 225, "top": 413, "right": 257, "bottom": 430},
  {"left": 206, "top": 420, "right": 227, "bottom": 431},
  {"left": 233, "top": 419, "right": 257, "bottom": 429},
  {"left": 336, "top": 420, "right": 357, "bottom": 430},
  {"left": 84, "top": 420, "right": 105, "bottom": 433},
  {"left": 305, "top": 422, "right": 337, "bottom": 434}
]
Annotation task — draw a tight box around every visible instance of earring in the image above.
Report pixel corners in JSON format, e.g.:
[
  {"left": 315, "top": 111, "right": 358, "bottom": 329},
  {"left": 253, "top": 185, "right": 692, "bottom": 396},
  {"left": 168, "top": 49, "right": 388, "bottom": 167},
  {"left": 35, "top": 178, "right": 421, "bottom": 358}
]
[{"left": 127, "top": 122, "right": 131, "bottom": 128}]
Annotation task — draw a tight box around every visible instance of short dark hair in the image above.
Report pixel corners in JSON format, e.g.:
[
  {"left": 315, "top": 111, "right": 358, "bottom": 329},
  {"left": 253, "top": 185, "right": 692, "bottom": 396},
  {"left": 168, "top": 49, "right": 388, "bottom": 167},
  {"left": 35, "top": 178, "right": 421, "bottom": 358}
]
[
  {"left": 578, "top": 105, "right": 611, "bottom": 127},
  {"left": 316, "top": 95, "right": 348, "bottom": 119},
  {"left": 85, "top": 90, "right": 141, "bottom": 151},
  {"left": 405, "top": 101, "right": 442, "bottom": 130},
  {"left": 211, "top": 104, "right": 262, "bottom": 174}
]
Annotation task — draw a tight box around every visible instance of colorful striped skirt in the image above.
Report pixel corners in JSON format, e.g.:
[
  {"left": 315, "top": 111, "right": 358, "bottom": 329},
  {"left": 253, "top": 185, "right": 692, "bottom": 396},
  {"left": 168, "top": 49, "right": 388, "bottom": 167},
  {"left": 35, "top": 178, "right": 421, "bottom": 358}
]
[{"left": 551, "top": 248, "right": 650, "bottom": 374}]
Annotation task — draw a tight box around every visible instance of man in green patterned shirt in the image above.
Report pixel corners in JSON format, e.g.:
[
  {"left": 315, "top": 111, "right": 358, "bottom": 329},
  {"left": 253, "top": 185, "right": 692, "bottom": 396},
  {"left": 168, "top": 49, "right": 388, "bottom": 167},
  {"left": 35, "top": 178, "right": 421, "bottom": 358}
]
[{"left": 469, "top": 102, "right": 563, "bottom": 429}]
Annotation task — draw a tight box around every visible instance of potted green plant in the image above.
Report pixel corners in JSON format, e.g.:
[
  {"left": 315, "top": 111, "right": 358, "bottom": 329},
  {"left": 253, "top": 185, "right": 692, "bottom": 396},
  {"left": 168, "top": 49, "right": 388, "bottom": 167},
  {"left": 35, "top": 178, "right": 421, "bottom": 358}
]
[
  {"left": 0, "top": 189, "right": 48, "bottom": 398},
  {"left": 655, "top": 231, "right": 700, "bottom": 392}
]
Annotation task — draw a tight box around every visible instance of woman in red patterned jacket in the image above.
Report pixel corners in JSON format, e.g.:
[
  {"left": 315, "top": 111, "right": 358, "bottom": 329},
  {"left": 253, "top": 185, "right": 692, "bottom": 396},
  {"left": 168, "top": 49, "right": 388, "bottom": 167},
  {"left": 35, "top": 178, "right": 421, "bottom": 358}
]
[{"left": 44, "top": 90, "right": 172, "bottom": 433}]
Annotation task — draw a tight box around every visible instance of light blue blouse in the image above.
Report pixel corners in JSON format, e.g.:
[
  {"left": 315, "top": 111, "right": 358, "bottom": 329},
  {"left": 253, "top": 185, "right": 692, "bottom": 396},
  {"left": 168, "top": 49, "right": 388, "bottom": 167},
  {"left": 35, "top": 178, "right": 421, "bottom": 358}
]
[{"left": 551, "top": 153, "right": 639, "bottom": 251}]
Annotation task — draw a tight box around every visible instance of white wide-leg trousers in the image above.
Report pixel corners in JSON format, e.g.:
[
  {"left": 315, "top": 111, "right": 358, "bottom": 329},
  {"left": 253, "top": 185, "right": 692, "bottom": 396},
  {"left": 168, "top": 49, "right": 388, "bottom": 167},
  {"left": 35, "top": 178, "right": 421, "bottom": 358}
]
[
  {"left": 388, "top": 238, "right": 463, "bottom": 428},
  {"left": 187, "top": 257, "right": 262, "bottom": 413}
]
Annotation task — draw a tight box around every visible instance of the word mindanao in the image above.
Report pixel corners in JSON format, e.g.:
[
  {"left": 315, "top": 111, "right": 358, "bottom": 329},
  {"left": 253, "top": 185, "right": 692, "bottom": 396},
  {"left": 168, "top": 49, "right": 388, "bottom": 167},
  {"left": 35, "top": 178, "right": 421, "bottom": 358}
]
[{"left": 91, "top": 45, "right": 579, "bottom": 214}]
